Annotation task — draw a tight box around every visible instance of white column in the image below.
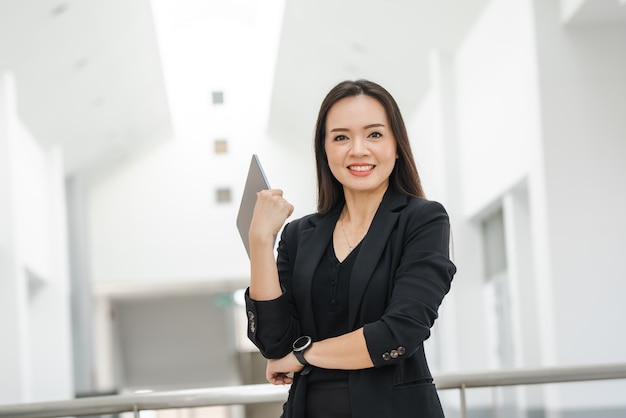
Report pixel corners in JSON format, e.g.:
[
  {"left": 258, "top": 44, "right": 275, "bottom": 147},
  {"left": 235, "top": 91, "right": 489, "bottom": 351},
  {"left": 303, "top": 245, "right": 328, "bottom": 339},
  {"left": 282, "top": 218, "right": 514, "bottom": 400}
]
[
  {"left": 0, "top": 71, "right": 74, "bottom": 403},
  {"left": 0, "top": 72, "right": 30, "bottom": 403}
]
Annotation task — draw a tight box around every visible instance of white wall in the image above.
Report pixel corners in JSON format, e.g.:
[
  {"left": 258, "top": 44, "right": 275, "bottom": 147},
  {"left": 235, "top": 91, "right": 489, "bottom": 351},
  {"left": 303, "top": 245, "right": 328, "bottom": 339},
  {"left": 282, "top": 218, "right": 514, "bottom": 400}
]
[
  {"left": 455, "top": 0, "right": 540, "bottom": 217},
  {"left": 0, "top": 72, "right": 26, "bottom": 405},
  {"left": 533, "top": 0, "right": 626, "bottom": 409},
  {"left": 0, "top": 73, "right": 73, "bottom": 403},
  {"left": 445, "top": 0, "right": 544, "bottom": 368}
]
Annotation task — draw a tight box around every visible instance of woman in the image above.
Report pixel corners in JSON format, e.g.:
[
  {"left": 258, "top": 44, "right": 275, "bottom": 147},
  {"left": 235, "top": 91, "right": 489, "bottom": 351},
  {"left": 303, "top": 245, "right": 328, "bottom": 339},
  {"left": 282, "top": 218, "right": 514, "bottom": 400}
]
[{"left": 245, "top": 80, "right": 456, "bottom": 418}]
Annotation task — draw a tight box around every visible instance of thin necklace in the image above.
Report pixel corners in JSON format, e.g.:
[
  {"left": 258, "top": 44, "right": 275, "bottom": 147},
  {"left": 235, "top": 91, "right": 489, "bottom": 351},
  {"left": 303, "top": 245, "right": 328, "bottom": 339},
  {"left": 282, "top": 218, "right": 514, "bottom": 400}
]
[
  {"left": 340, "top": 217, "right": 366, "bottom": 252},
  {"left": 340, "top": 218, "right": 355, "bottom": 251}
]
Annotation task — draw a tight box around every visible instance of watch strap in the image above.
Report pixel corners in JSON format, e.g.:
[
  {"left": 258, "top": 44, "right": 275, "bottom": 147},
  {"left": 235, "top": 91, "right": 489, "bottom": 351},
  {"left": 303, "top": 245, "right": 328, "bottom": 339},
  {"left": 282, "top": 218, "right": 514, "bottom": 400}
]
[
  {"left": 293, "top": 345, "right": 312, "bottom": 376},
  {"left": 294, "top": 349, "right": 309, "bottom": 367}
]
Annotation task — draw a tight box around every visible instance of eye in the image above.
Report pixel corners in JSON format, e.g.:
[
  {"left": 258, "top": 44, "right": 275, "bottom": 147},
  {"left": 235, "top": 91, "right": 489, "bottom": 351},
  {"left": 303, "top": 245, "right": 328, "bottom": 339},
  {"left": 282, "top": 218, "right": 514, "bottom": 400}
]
[
  {"left": 368, "top": 131, "right": 382, "bottom": 139},
  {"left": 333, "top": 134, "right": 349, "bottom": 141}
]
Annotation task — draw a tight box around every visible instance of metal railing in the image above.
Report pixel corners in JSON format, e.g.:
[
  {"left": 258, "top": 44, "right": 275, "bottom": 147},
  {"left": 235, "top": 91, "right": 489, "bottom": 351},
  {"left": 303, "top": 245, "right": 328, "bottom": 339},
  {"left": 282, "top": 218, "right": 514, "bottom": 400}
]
[{"left": 1, "top": 362, "right": 625, "bottom": 418}]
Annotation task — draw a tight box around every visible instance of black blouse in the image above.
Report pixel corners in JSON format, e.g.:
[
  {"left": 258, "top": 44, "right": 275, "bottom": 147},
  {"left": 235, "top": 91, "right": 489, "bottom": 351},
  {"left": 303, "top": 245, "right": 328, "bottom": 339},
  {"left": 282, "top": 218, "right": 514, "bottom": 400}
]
[{"left": 307, "top": 239, "right": 361, "bottom": 384}]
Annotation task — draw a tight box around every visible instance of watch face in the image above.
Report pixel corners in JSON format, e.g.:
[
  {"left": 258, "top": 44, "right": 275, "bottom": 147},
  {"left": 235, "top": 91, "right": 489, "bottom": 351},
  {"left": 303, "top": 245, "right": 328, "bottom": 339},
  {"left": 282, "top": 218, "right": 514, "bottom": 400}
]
[{"left": 293, "top": 336, "right": 311, "bottom": 351}]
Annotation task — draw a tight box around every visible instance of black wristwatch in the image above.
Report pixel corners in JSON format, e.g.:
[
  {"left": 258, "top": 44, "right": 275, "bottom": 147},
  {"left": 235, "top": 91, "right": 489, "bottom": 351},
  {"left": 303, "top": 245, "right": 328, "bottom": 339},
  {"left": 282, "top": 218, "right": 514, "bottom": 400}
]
[{"left": 292, "top": 336, "right": 313, "bottom": 375}]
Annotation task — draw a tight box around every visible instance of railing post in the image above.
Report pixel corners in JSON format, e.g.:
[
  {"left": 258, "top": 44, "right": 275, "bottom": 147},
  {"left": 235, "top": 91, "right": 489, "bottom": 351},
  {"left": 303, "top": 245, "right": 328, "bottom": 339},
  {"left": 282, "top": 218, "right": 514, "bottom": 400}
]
[
  {"left": 134, "top": 404, "right": 139, "bottom": 418},
  {"left": 492, "top": 387, "right": 499, "bottom": 418},
  {"left": 460, "top": 382, "right": 467, "bottom": 418}
]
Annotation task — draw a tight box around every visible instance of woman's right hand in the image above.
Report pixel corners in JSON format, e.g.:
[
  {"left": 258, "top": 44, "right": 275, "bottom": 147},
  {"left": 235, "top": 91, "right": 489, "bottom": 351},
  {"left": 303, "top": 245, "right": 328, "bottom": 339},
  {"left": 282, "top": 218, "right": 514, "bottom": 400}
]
[
  {"left": 266, "top": 353, "right": 303, "bottom": 385},
  {"left": 249, "top": 189, "right": 294, "bottom": 243},
  {"left": 248, "top": 189, "right": 292, "bottom": 300}
]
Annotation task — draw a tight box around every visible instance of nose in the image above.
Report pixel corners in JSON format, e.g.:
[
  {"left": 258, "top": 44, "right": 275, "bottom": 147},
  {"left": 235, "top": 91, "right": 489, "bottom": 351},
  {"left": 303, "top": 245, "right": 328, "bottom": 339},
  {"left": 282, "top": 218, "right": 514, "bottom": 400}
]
[{"left": 350, "top": 136, "right": 369, "bottom": 156}]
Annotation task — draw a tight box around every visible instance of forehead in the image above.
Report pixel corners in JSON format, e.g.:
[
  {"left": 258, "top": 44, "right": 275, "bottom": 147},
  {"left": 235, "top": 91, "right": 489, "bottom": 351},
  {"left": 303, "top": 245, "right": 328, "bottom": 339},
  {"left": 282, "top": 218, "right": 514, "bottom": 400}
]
[{"left": 326, "top": 95, "right": 388, "bottom": 128}]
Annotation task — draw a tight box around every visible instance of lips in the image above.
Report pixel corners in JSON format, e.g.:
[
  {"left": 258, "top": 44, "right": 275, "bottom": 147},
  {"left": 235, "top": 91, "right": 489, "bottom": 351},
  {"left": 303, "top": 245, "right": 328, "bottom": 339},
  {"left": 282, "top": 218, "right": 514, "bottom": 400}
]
[
  {"left": 348, "top": 164, "right": 375, "bottom": 172},
  {"left": 347, "top": 164, "right": 375, "bottom": 176}
]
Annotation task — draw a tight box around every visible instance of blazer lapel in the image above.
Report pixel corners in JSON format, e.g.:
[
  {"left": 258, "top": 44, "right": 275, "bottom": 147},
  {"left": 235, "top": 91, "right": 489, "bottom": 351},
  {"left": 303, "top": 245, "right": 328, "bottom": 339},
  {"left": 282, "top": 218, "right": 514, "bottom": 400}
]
[
  {"left": 348, "top": 189, "right": 407, "bottom": 328},
  {"left": 292, "top": 208, "right": 341, "bottom": 338}
]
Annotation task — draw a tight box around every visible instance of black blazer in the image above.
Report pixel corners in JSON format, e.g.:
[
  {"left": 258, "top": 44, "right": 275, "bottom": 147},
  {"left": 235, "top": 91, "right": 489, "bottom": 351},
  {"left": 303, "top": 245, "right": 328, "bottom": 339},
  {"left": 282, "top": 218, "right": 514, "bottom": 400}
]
[{"left": 245, "top": 188, "right": 456, "bottom": 418}]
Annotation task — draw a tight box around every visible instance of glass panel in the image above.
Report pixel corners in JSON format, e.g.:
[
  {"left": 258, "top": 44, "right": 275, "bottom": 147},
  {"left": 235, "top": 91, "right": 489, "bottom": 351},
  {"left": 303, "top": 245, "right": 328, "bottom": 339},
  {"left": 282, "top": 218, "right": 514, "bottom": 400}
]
[{"left": 482, "top": 208, "right": 506, "bottom": 279}]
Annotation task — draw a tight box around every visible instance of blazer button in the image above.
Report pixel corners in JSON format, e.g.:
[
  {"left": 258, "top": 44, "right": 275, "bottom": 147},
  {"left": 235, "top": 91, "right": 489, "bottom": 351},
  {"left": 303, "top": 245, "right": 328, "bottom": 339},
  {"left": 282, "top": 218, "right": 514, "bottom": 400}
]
[
  {"left": 390, "top": 350, "right": 399, "bottom": 359},
  {"left": 382, "top": 352, "right": 391, "bottom": 361},
  {"left": 247, "top": 311, "right": 256, "bottom": 333},
  {"left": 397, "top": 346, "right": 406, "bottom": 355}
]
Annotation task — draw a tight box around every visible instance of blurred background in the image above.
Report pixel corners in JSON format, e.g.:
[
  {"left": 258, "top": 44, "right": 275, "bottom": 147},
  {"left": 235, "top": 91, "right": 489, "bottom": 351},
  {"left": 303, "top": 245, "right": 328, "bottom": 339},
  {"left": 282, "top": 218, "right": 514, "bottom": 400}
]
[{"left": 1, "top": 0, "right": 625, "bottom": 417}]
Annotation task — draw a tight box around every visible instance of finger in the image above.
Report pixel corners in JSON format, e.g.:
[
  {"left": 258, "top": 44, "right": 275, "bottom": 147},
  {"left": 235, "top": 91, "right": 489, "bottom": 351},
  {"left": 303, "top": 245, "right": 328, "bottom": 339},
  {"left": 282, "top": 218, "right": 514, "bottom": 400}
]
[
  {"left": 268, "top": 373, "right": 291, "bottom": 385},
  {"left": 276, "top": 375, "right": 293, "bottom": 385},
  {"left": 267, "top": 369, "right": 280, "bottom": 383},
  {"left": 258, "top": 189, "right": 283, "bottom": 197}
]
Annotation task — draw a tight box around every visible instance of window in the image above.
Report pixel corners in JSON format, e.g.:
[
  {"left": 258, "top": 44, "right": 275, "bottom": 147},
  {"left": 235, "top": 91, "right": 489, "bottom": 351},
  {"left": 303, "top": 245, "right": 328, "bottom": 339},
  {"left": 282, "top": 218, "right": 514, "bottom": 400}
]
[
  {"left": 211, "top": 91, "right": 224, "bottom": 105},
  {"left": 481, "top": 205, "right": 515, "bottom": 367},
  {"left": 215, "top": 188, "right": 231, "bottom": 204},
  {"left": 482, "top": 207, "right": 507, "bottom": 279},
  {"left": 214, "top": 139, "right": 228, "bottom": 154}
]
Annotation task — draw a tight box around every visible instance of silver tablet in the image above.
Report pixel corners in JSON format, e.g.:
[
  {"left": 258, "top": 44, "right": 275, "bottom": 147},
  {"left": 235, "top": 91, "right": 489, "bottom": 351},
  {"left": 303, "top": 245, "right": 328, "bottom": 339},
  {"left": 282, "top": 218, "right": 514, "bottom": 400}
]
[{"left": 236, "top": 154, "right": 271, "bottom": 258}]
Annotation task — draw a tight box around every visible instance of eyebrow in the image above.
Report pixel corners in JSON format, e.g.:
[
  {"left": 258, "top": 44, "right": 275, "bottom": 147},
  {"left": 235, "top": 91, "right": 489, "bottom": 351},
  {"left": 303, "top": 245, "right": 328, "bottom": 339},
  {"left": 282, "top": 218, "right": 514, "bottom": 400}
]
[{"left": 329, "top": 123, "right": 386, "bottom": 132}]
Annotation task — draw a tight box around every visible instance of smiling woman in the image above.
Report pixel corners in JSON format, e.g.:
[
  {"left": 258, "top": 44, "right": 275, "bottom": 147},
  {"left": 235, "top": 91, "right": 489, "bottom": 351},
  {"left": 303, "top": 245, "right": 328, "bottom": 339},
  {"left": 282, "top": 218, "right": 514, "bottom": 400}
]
[{"left": 245, "top": 79, "right": 456, "bottom": 418}]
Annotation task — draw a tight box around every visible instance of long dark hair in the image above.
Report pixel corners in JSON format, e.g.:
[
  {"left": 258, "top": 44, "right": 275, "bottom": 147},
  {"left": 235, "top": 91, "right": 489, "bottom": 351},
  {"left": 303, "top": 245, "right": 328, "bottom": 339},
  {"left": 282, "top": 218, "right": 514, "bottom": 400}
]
[{"left": 314, "top": 79, "right": 424, "bottom": 213}]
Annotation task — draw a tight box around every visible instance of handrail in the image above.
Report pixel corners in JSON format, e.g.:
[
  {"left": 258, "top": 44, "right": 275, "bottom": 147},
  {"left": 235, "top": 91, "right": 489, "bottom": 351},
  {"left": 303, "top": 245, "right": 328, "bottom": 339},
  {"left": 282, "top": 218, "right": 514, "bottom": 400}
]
[
  {"left": 1, "top": 362, "right": 625, "bottom": 418},
  {"left": 434, "top": 361, "right": 626, "bottom": 389},
  {"left": 0, "top": 384, "right": 290, "bottom": 418}
]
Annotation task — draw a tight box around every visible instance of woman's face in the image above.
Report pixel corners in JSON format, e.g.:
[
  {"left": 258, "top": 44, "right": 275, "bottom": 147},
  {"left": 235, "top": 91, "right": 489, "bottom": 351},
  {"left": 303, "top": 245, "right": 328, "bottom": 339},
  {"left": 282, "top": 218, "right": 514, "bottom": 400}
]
[{"left": 324, "top": 94, "right": 397, "bottom": 197}]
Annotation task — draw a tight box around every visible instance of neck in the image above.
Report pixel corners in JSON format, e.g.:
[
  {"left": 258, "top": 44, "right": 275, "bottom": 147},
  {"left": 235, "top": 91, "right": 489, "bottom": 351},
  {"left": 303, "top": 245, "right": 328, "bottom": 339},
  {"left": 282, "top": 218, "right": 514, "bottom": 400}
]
[{"left": 341, "top": 186, "right": 387, "bottom": 226}]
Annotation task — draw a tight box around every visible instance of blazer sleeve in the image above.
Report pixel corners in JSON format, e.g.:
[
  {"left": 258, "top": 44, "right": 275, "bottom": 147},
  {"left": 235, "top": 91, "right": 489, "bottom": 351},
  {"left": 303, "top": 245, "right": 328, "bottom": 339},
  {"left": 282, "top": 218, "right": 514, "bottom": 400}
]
[
  {"left": 363, "top": 200, "right": 456, "bottom": 368},
  {"left": 244, "top": 222, "right": 302, "bottom": 359}
]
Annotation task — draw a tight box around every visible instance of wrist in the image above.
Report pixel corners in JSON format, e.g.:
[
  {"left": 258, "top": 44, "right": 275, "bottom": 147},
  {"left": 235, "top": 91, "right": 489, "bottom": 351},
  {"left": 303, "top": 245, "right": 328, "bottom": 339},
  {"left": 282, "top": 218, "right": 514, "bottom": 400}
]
[
  {"left": 249, "top": 231, "right": 275, "bottom": 249},
  {"left": 292, "top": 336, "right": 313, "bottom": 375}
]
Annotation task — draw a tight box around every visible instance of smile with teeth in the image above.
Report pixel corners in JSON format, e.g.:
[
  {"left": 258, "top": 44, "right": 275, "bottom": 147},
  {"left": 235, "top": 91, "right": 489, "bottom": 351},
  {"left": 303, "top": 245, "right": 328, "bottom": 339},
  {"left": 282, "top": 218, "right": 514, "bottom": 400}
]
[{"left": 348, "top": 165, "right": 375, "bottom": 171}]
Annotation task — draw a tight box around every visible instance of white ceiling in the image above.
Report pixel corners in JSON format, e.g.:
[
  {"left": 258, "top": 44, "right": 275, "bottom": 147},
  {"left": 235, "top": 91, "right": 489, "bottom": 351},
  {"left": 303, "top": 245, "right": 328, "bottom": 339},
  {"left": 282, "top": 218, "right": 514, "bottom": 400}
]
[
  {"left": 0, "top": 0, "right": 496, "bottom": 178},
  {"left": 8, "top": 0, "right": 622, "bottom": 179},
  {"left": 0, "top": 0, "right": 173, "bottom": 175},
  {"left": 0, "top": 0, "right": 497, "bottom": 177},
  {"left": 564, "top": 0, "right": 626, "bottom": 24},
  {"left": 268, "top": 0, "right": 491, "bottom": 143}
]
